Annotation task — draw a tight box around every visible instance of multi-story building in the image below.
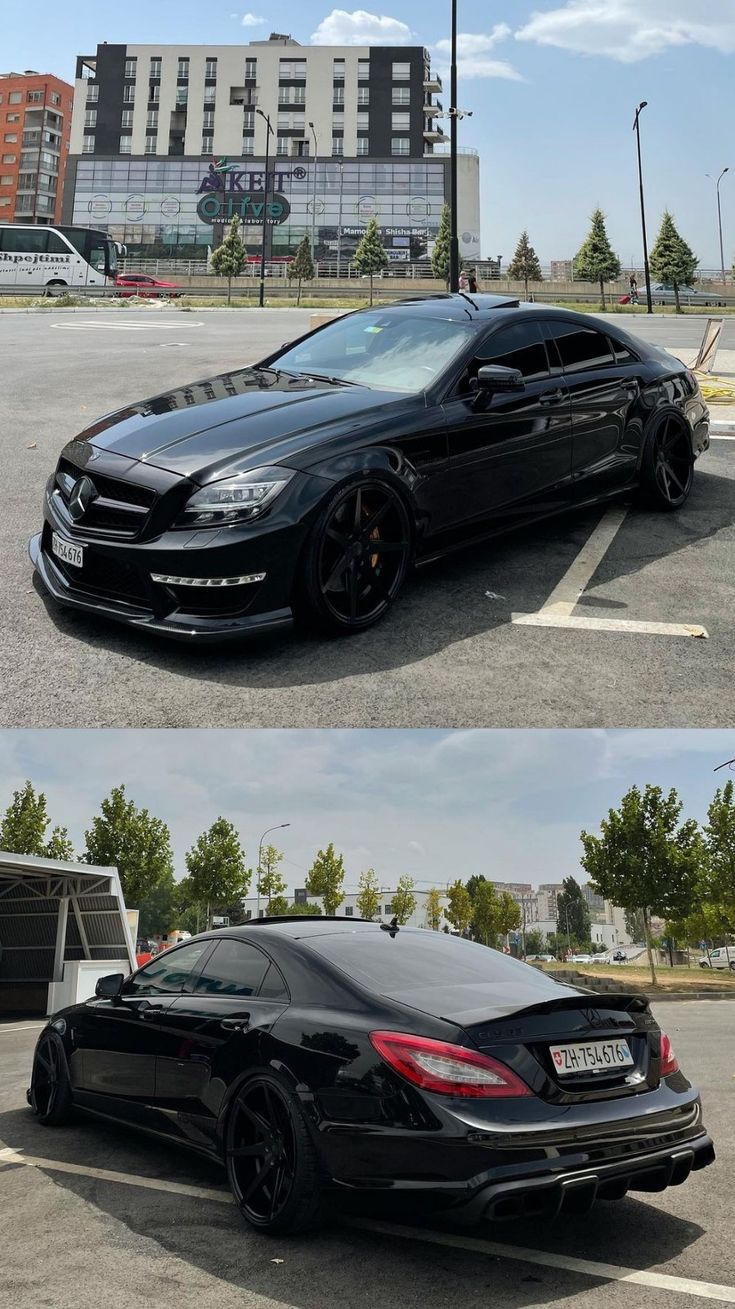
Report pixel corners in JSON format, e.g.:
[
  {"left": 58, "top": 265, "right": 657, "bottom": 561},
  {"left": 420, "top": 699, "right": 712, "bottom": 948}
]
[
  {"left": 63, "top": 35, "right": 481, "bottom": 264},
  {"left": 0, "top": 70, "right": 73, "bottom": 225},
  {"left": 536, "top": 882, "right": 565, "bottom": 921}
]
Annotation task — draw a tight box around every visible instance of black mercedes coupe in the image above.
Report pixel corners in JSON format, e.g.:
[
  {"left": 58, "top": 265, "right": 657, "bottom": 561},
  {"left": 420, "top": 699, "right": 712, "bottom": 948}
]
[
  {"left": 29, "top": 919, "right": 714, "bottom": 1235},
  {"left": 29, "top": 295, "right": 710, "bottom": 641}
]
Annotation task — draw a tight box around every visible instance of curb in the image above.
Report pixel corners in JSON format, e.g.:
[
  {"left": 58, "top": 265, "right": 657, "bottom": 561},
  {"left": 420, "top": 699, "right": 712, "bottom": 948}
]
[
  {"left": 646, "top": 992, "right": 735, "bottom": 1001},
  {"left": 710, "top": 419, "right": 735, "bottom": 436}
]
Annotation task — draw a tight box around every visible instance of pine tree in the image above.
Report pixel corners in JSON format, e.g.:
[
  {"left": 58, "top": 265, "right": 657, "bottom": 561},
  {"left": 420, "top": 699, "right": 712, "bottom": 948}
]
[
  {"left": 287, "top": 233, "right": 315, "bottom": 306},
  {"left": 506, "top": 229, "right": 543, "bottom": 299},
  {"left": 432, "top": 204, "right": 451, "bottom": 286},
  {"left": 574, "top": 208, "right": 621, "bottom": 309},
  {"left": 352, "top": 217, "right": 388, "bottom": 306},
  {"left": 210, "top": 215, "right": 247, "bottom": 305},
  {"left": 649, "top": 211, "right": 698, "bottom": 313}
]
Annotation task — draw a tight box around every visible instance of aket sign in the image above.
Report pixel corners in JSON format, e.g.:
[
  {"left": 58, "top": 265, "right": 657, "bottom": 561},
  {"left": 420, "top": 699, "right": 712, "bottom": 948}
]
[{"left": 196, "top": 192, "right": 291, "bottom": 226}]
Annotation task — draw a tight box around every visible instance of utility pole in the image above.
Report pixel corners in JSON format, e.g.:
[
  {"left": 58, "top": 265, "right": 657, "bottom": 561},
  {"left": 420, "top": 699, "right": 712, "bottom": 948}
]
[
  {"left": 706, "top": 168, "right": 730, "bottom": 287},
  {"left": 336, "top": 159, "right": 344, "bottom": 277},
  {"left": 449, "top": 0, "right": 459, "bottom": 293},
  {"left": 308, "top": 122, "right": 319, "bottom": 264},
  {"left": 633, "top": 101, "right": 653, "bottom": 314},
  {"left": 255, "top": 109, "right": 273, "bottom": 308}
]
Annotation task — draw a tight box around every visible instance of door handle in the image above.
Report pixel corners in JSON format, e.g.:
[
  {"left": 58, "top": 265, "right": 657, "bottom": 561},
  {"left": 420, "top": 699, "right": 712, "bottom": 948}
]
[
  {"left": 539, "top": 387, "right": 565, "bottom": 406},
  {"left": 221, "top": 1017, "right": 250, "bottom": 1032},
  {"left": 139, "top": 1004, "right": 165, "bottom": 1019}
]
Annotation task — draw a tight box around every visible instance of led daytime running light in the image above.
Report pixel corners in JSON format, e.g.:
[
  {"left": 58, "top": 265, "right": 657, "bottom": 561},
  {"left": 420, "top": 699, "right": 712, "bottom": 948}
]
[{"left": 151, "top": 572, "right": 266, "bottom": 587}]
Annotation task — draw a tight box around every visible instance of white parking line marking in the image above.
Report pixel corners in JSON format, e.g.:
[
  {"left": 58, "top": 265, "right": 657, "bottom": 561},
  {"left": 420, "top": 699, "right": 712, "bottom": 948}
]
[
  {"left": 0, "top": 1023, "right": 46, "bottom": 1033},
  {"left": 709, "top": 433, "right": 735, "bottom": 440},
  {"left": 0, "top": 1147, "right": 231, "bottom": 1201},
  {"left": 3, "top": 1148, "right": 732, "bottom": 1302},
  {"left": 511, "top": 505, "right": 708, "bottom": 639},
  {"left": 348, "top": 1219, "right": 735, "bottom": 1305}
]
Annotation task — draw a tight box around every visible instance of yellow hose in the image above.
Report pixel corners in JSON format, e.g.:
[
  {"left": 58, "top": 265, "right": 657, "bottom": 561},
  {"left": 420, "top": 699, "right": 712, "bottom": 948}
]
[{"left": 694, "top": 371, "right": 735, "bottom": 403}]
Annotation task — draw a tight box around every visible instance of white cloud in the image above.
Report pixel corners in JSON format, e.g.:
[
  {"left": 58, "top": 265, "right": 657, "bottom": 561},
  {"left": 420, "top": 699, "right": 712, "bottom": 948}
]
[
  {"left": 433, "top": 25, "right": 524, "bottom": 81},
  {"left": 240, "top": 11, "right": 264, "bottom": 25},
  {"left": 311, "top": 9, "right": 413, "bottom": 46},
  {"left": 516, "top": 0, "right": 735, "bottom": 62}
]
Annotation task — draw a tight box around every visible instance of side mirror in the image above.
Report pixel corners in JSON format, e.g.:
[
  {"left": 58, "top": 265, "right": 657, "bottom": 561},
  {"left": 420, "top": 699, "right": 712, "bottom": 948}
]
[
  {"left": 475, "top": 365, "right": 525, "bottom": 392},
  {"left": 95, "top": 973, "right": 124, "bottom": 999}
]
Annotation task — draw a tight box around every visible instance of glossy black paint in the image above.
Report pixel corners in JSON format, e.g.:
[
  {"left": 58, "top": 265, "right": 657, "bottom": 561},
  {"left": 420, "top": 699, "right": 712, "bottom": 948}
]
[
  {"left": 29, "top": 295, "right": 711, "bottom": 641},
  {"left": 33, "top": 921, "right": 714, "bottom": 1221}
]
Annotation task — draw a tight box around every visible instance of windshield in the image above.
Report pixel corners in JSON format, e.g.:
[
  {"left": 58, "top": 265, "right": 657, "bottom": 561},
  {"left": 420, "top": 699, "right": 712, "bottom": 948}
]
[{"left": 273, "top": 311, "right": 475, "bottom": 392}]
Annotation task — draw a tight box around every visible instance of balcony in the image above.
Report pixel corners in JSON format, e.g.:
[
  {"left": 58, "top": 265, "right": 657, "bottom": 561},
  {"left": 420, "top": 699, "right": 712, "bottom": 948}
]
[
  {"left": 424, "top": 72, "right": 442, "bottom": 92},
  {"left": 423, "top": 125, "right": 448, "bottom": 142},
  {"left": 423, "top": 100, "right": 443, "bottom": 116}
]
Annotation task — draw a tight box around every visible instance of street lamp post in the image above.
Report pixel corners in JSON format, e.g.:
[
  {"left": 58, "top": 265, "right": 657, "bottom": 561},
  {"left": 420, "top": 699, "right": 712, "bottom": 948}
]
[
  {"left": 706, "top": 167, "right": 730, "bottom": 287},
  {"left": 256, "top": 822, "right": 291, "bottom": 918},
  {"left": 336, "top": 159, "right": 344, "bottom": 278},
  {"left": 255, "top": 108, "right": 273, "bottom": 309},
  {"left": 308, "top": 121, "right": 319, "bottom": 264},
  {"left": 633, "top": 101, "right": 653, "bottom": 314},
  {"left": 449, "top": 0, "right": 460, "bottom": 293}
]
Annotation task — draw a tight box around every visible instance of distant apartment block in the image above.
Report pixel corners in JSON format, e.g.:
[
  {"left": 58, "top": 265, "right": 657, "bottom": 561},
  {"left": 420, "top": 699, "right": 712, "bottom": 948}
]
[{"left": 0, "top": 69, "right": 73, "bottom": 224}]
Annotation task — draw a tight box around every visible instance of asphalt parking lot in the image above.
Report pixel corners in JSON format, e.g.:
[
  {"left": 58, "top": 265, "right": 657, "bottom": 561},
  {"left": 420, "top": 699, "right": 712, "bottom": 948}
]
[
  {"left": 0, "top": 1002, "right": 733, "bottom": 1309},
  {"left": 1, "top": 308, "right": 734, "bottom": 729}
]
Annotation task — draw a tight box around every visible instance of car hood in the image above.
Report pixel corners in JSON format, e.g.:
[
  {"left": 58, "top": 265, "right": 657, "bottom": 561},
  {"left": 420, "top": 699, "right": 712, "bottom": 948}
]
[{"left": 76, "top": 366, "right": 413, "bottom": 482}]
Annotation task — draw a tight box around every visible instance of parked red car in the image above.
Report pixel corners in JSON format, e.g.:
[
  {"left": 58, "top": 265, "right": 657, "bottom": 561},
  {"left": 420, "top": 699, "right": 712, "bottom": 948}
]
[{"left": 115, "top": 273, "right": 182, "bottom": 298}]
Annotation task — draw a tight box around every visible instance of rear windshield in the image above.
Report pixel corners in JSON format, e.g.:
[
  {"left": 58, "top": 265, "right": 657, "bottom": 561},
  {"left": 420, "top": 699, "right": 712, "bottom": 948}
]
[{"left": 304, "top": 930, "right": 561, "bottom": 1004}]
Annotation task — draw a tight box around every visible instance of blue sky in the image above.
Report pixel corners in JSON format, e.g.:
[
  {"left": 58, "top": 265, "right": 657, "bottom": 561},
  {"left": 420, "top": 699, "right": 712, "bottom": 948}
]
[
  {"left": 0, "top": 730, "right": 731, "bottom": 891},
  {"left": 3, "top": 1, "right": 734, "bottom": 266}
]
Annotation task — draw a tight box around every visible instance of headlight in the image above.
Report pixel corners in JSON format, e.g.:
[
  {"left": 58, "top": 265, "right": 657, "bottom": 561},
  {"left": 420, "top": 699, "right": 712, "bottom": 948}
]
[{"left": 175, "top": 466, "right": 295, "bottom": 528}]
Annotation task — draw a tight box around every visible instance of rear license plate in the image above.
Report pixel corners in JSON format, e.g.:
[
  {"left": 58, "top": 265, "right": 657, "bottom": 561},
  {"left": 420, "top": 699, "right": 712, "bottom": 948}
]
[
  {"left": 549, "top": 1039, "right": 634, "bottom": 1076},
  {"left": 52, "top": 532, "right": 84, "bottom": 570}
]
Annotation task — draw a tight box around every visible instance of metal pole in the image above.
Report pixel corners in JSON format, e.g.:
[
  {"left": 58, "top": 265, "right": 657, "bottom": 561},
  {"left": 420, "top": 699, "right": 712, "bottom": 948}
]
[
  {"left": 336, "top": 160, "right": 344, "bottom": 278},
  {"left": 717, "top": 168, "right": 729, "bottom": 287},
  {"left": 256, "top": 109, "right": 272, "bottom": 309},
  {"left": 309, "top": 122, "right": 318, "bottom": 263},
  {"left": 633, "top": 102, "right": 653, "bottom": 314},
  {"left": 449, "top": 0, "right": 459, "bottom": 293}
]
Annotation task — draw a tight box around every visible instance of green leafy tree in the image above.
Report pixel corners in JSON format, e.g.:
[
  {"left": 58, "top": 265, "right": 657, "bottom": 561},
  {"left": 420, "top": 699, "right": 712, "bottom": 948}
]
[
  {"left": 137, "top": 876, "right": 178, "bottom": 939},
  {"left": 210, "top": 215, "right": 247, "bottom": 304},
  {"left": 701, "top": 780, "right": 735, "bottom": 934},
  {"left": 524, "top": 928, "right": 546, "bottom": 957},
  {"left": 0, "top": 780, "right": 74, "bottom": 860},
  {"left": 432, "top": 203, "right": 451, "bottom": 285},
  {"left": 506, "top": 229, "right": 543, "bottom": 298},
  {"left": 266, "top": 895, "right": 291, "bottom": 917},
  {"left": 356, "top": 868, "right": 381, "bottom": 921},
  {"left": 624, "top": 907, "right": 646, "bottom": 943},
  {"left": 649, "top": 211, "right": 698, "bottom": 313},
  {"left": 257, "top": 843, "right": 287, "bottom": 913},
  {"left": 306, "top": 842, "right": 346, "bottom": 916},
  {"left": 184, "top": 816, "right": 250, "bottom": 928},
  {"left": 424, "top": 887, "right": 443, "bottom": 931},
  {"left": 287, "top": 233, "right": 314, "bottom": 305},
  {"left": 496, "top": 890, "right": 522, "bottom": 939},
  {"left": 580, "top": 784, "right": 701, "bottom": 986},
  {"left": 445, "top": 880, "right": 473, "bottom": 935},
  {"left": 288, "top": 901, "right": 322, "bottom": 916},
  {"left": 389, "top": 874, "right": 417, "bottom": 925},
  {"left": 574, "top": 208, "right": 621, "bottom": 309},
  {"left": 545, "top": 931, "right": 567, "bottom": 960},
  {"left": 472, "top": 880, "right": 501, "bottom": 947},
  {"left": 555, "top": 877, "right": 592, "bottom": 947},
  {"left": 352, "top": 216, "right": 388, "bottom": 305},
  {"left": 84, "top": 785, "right": 174, "bottom": 911},
  {"left": 465, "top": 874, "right": 487, "bottom": 902}
]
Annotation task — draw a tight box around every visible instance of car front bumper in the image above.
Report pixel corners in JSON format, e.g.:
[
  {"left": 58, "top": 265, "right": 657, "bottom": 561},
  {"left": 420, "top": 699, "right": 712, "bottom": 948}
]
[{"left": 29, "top": 480, "right": 315, "bottom": 641}]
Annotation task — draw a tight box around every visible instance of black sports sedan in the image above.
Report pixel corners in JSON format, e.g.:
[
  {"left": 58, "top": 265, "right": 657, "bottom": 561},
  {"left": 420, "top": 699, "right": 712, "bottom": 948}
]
[
  {"left": 29, "top": 919, "right": 714, "bottom": 1235},
  {"left": 29, "top": 295, "right": 710, "bottom": 641}
]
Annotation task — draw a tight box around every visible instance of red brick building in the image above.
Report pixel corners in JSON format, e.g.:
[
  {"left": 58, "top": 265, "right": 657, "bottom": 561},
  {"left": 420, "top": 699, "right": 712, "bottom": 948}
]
[{"left": 0, "top": 70, "right": 73, "bottom": 224}]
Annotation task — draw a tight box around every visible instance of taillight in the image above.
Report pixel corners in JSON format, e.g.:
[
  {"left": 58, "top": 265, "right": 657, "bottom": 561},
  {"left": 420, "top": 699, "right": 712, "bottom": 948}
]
[
  {"left": 660, "top": 1033, "right": 679, "bottom": 1076},
  {"left": 369, "top": 1031, "right": 532, "bottom": 1098}
]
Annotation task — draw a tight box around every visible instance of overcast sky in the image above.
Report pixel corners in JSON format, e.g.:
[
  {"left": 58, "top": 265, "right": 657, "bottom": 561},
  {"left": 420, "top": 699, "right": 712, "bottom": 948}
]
[
  {"left": 1, "top": 730, "right": 731, "bottom": 892},
  {"left": 3, "top": 0, "right": 734, "bottom": 266}
]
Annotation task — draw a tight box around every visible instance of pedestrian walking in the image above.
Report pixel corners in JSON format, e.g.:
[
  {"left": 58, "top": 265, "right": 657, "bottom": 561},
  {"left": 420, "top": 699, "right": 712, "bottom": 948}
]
[
  {"left": 629, "top": 272, "right": 639, "bottom": 305},
  {"left": 458, "top": 268, "right": 469, "bottom": 291},
  {"left": 468, "top": 269, "right": 478, "bottom": 294}
]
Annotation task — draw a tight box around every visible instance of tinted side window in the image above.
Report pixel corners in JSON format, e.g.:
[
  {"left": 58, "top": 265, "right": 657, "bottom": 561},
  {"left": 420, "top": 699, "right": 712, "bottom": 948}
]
[
  {"left": 610, "top": 337, "right": 639, "bottom": 365},
  {"left": 194, "top": 939, "right": 270, "bottom": 996},
  {"left": 2, "top": 228, "right": 48, "bottom": 253},
  {"left": 476, "top": 321, "right": 549, "bottom": 382},
  {"left": 46, "top": 231, "right": 71, "bottom": 254},
  {"left": 259, "top": 962, "right": 290, "bottom": 1001},
  {"left": 126, "top": 940, "right": 212, "bottom": 996},
  {"left": 547, "top": 323, "right": 614, "bottom": 373}
]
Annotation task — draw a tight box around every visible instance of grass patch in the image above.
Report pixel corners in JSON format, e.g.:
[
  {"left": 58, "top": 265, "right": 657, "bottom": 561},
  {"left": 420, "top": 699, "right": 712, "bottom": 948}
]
[{"left": 540, "top": 961, "right": 735, "bottom": 990}]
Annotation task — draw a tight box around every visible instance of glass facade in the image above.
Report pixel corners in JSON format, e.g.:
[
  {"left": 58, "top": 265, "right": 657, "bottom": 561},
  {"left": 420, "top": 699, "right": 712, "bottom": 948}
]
[{"left": 70, "top": 155, "right": 448, "bottom": 260}]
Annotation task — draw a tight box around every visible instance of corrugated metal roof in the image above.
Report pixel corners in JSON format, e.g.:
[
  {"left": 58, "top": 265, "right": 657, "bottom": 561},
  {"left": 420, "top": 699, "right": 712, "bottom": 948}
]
[{"left": 0, "top": 849, "right": 136, "bottom": 982}]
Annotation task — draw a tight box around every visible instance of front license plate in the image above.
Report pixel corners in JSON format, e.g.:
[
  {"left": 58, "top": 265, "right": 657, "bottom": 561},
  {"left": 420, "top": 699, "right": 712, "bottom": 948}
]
[
  {"left": 52, "top": 532, "right": 84, "bottom": 570},
  {"left": 550, "top": 1039, "right": 634, "bottom": 1076}
]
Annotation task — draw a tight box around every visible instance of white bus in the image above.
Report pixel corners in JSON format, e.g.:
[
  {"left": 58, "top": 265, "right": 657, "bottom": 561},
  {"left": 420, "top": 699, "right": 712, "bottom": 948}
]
[{"left": 0, "top": 223, "right": 120, "bottom": 290}]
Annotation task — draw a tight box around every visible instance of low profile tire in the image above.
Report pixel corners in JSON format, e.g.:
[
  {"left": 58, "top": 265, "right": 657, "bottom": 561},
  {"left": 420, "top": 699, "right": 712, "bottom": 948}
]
[
  {"left": 639, "top": 413, "right": 694, "bottom": 511},
  {"left": 729, "top": 962, "right": 735, "bottom": 972},
  {"left": 30, "top": 1030, "right": 74, "bottom": 1126},
  {"left": 294, "top": 477, "right": 412, "bottom": 635},
  {"left": 225, "top": 1072, "right": 322, "bottom": 1235}
]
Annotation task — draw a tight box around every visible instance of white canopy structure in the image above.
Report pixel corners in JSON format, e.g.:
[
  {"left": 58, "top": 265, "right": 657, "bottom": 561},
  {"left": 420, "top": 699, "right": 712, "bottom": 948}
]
[{"left": 0, "top": 850, "right": 136, "bottom": 1016}]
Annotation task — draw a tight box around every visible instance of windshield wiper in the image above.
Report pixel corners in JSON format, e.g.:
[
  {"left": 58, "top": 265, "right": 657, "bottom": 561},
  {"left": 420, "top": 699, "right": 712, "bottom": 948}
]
[{"left": 302, "top": 372, "right": 363, "bottom": 387}]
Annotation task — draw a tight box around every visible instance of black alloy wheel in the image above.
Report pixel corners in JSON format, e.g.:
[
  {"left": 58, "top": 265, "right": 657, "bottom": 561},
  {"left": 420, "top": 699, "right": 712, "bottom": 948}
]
[
  {"left": 640, "top": 414, "right": 694, "bottom": 510},
  {"left": 297, "top": 478, "right": 412, "bottom": 634},
  {"left": 30, "top": 1030, "right": 73, "bottom": 1125},
  {"left": 225, "top": 1074, "right": 322, "bottom": 1234}
]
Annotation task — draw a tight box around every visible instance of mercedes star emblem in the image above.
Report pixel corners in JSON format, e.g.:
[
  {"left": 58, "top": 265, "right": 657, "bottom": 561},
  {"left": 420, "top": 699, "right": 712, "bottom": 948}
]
[{"left": 68, "top": 476, "right": 96, "bottom": 523}]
